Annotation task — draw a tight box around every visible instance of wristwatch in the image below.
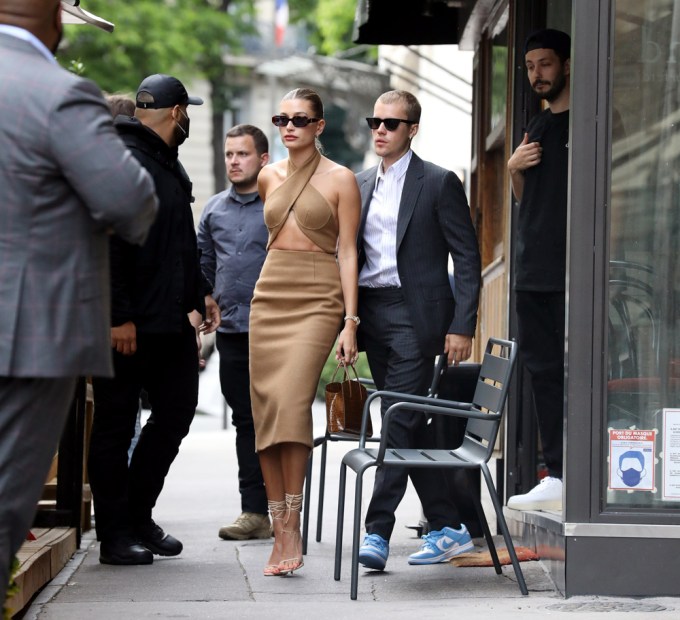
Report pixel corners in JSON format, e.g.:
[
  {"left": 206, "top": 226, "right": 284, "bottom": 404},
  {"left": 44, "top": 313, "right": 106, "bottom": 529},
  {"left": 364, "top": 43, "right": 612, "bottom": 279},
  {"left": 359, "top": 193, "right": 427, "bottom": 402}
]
[{"left": 344, "top": 315, "right": 361, "bottom": 326}]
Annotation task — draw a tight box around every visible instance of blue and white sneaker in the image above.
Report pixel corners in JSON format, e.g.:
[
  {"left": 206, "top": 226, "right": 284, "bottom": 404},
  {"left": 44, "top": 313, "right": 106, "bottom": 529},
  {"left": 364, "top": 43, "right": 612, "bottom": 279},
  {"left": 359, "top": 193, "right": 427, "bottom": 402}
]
[
  {"left": 408, "top": 525, "right": 474, "bottom": 565},
  {"left": 358, "top": 533, "right": 389, "bottom": 570}
]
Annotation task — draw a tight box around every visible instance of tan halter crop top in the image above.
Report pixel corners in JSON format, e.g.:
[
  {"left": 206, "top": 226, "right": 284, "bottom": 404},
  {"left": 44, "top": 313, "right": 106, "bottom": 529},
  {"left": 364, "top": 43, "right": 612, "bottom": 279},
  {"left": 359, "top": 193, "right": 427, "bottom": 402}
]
[{"left": 264, "top": 150, "right": 338, "bottom": 254}]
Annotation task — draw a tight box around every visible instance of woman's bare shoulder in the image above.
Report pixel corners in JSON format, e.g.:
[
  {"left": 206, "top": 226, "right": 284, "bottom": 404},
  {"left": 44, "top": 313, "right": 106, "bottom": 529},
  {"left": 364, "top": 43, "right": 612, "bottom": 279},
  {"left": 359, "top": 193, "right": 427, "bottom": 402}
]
[
  {"left": 259, "top": 160, "right": 287, "bottom": 192},
  {"left": 319, "top": 157, "right": 356, "bottom": 181},
  {"left": 262, "top": 159, "right": 288, "bottom": 178},
  {"left": 257, "top": 162, "right": 285, "bottom": 200}
]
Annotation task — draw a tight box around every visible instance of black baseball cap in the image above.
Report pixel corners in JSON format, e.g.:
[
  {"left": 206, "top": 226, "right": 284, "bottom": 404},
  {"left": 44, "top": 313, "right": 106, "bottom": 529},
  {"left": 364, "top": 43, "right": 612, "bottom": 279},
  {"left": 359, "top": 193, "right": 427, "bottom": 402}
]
[
  {"left": 524, "top": 29, "right": 571, "bottom": 59},
  {"left": 135, "top": 74, "right": 203, "bottom": 109}
]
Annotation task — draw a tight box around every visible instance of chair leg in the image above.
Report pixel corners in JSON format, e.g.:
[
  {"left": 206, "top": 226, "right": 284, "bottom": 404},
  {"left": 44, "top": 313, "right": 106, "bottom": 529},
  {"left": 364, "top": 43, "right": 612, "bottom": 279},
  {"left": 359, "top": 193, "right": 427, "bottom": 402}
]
[
  {"left": 334, "top": 461, "right": 347, "bottom": 581},
  {"left": 471, "top": 485, "right": 502, "bottom": 574},
  {"left": 480, "top": 464, "right": 529, "bottom": 595},
  {"left": 316, "top": 437, "right": 329, "bottom": 542},
  {"left": 302, "top": 449, "right": 313, "bottom": 555},
  {"left": 350, "top": 469, "right": 364, "bottom": 600}
]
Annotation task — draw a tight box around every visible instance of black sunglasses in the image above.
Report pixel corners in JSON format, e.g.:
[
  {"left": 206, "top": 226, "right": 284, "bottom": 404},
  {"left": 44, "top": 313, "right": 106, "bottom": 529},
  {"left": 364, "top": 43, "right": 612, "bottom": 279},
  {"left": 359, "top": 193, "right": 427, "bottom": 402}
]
[
  {"left": 365, "top": 117, "right": 416, "bottom": 131},
  {"left": 272, "top": 115, "right": 320, "bottom": 128}
]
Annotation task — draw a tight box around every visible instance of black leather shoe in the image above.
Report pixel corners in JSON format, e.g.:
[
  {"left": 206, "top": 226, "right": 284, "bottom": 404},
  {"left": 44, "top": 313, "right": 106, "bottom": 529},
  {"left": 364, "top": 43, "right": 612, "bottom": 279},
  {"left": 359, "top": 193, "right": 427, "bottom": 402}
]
[
  {"left": 136, "top": 520, "right": 183, "bottom": 556},
  {"left": 100, "top": 536, "right": 153, "bottom": 565}
]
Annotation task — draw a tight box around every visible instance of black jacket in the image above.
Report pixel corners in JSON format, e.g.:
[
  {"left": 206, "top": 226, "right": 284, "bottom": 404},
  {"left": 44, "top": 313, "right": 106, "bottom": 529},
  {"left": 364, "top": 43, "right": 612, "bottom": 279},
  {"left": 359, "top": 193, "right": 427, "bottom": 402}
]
[
  {"left": 356, "top": 153, "right": 481, "bottom": 356},
  {"left": 109, "top": 116, "right": 210, "bottom": 333}
]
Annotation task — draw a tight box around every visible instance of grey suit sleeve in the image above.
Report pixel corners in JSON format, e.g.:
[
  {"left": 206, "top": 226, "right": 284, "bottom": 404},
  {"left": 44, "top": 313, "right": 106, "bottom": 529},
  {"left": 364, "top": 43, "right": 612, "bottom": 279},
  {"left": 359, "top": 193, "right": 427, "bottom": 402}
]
[
  {"left": 49, "top": 78, "right": 158, "bottom": 245},
  {"left": 437, "top": 170, "right": 481, "bottom": 336}
]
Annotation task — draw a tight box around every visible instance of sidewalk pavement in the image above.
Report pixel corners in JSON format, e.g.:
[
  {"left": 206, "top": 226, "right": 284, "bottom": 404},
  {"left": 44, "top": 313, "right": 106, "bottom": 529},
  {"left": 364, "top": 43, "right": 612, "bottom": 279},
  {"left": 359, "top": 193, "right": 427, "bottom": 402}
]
[{"left": 23, "top": 355, "right": 680, "bottom": 619}]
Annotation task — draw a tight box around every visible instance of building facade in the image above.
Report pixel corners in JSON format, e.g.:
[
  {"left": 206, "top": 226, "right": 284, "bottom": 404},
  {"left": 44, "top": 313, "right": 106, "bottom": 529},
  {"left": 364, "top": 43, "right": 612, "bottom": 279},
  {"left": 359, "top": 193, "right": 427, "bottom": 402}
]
[{"left": 355, "top": 0, "right": 680, "bottom": 597}]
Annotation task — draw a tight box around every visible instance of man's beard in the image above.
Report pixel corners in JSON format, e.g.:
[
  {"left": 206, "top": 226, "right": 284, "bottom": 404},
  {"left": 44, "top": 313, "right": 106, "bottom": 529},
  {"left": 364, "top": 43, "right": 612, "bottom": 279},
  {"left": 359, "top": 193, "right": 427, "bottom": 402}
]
[
  {"left": 229, "top": 172, "right": 259, "bottom": 190},
  {"left": 533, "top": 70, "right": 567, "bottom": 103}
]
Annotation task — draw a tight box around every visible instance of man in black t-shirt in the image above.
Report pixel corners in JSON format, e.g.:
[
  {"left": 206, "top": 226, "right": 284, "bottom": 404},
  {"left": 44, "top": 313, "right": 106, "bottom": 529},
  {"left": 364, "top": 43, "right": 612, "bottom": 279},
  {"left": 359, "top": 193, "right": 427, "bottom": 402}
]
[{"left": 506, "top": 29, "right": 571, "bottom": 512}]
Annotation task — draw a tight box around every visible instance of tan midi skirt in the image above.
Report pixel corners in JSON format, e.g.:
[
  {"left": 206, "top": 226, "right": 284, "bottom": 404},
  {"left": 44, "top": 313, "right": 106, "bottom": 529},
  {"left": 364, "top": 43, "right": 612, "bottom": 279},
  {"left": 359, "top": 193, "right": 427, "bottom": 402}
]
[{"left": 249, "top": 249, "right": 344, "bottom": 451}]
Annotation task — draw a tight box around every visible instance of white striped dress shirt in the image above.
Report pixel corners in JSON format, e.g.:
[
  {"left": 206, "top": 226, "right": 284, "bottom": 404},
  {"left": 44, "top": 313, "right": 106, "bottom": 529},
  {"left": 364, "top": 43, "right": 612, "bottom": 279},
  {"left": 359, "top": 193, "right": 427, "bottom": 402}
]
[{"left": 359, "top": 150, "right": 413, "bottom": 288}]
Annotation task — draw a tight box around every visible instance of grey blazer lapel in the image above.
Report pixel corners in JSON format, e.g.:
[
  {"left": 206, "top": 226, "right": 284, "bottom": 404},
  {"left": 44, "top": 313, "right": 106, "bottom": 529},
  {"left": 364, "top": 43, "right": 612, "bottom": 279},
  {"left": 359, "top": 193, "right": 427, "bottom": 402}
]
[{"left": 396, "top": 154, "right": 424, "bottom": 251}]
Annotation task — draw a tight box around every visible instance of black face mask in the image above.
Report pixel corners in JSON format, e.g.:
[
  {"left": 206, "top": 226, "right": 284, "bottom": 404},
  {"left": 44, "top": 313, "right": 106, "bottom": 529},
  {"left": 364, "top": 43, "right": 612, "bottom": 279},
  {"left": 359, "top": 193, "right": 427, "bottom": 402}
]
[{"left": 174, "top": 108, "right": 190, "bottom": 146}]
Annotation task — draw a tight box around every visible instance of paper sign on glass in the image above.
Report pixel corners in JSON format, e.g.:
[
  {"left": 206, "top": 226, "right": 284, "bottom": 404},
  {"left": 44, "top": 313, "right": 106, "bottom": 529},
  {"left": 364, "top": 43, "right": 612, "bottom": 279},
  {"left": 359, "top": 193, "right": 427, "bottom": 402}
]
[
  {"left": 662, "top": 409, "right": 680, "bottom": 501},
  {"left": 609, "top": 429, "right": 655, "bottom": 492}
]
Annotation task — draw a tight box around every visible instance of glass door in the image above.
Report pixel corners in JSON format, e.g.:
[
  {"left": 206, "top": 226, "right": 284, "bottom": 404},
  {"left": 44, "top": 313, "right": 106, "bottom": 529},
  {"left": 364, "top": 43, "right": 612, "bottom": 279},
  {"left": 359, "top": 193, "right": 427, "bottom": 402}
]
[{"left": 607, "top": 0, "right": 680, "bottom": 512}]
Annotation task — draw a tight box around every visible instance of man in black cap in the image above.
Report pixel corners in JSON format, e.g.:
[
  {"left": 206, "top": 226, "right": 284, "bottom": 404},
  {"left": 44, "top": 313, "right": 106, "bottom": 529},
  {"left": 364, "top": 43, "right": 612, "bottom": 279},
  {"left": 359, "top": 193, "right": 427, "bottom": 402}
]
[
  {"left": 506, "top": 29, "right": 570, "bottom": 512},
  {"left": 88, "top": 74, "right": 221, "bottom": 565}
]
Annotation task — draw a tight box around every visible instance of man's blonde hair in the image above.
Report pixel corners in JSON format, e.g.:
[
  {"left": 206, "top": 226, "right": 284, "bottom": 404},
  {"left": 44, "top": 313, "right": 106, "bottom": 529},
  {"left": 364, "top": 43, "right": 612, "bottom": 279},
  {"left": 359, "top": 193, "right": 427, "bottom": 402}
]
[{"left": 376, "top": 90, "right": 421, "bottom": 123}]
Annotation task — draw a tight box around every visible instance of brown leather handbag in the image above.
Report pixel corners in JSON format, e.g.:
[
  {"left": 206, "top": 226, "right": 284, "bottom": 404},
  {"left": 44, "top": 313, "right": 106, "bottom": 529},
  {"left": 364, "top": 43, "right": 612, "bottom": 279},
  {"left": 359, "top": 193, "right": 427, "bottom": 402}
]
[{"left": 324, "top": 363, "right": 372, "bottom": 437}]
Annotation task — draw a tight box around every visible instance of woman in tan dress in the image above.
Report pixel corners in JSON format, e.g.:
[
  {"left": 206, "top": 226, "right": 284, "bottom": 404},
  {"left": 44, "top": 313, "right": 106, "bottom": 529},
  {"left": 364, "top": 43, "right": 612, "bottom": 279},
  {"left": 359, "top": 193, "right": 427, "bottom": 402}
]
[{"left": 250, "top": 88, "right": 360, "bottom": 576}]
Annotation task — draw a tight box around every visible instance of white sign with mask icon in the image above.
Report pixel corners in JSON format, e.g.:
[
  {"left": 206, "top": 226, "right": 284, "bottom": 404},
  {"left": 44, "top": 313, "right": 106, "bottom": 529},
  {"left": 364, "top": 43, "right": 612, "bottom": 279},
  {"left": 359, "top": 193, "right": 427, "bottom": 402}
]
[
  {"left": 609, "top": 429, "right": 655, "bottom": 492},
  {"left": 662, "top": 409, "right": 680, "bottom": 501}
]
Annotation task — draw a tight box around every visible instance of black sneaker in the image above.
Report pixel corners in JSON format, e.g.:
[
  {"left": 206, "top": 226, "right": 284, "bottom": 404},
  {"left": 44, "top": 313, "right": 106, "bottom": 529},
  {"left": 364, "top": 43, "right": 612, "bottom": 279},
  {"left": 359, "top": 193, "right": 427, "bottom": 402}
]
[{"left": 136, "top": 520, "right": 183, "bottom": 556}]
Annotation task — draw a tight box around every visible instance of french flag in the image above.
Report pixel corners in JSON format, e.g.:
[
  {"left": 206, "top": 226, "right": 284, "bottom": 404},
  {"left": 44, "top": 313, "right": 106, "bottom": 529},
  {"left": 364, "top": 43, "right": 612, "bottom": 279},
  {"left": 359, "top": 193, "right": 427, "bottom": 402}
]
[{"left": 275, "top": 0, "right": 288, "bottom": 47}]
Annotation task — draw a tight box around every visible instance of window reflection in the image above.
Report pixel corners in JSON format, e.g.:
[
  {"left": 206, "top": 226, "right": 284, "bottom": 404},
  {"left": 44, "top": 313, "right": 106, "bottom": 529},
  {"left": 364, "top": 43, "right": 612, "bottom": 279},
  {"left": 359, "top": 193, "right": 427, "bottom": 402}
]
[
  {"left": 608, "top": 0, "right": 680, "bottom": 509},
  {"left": 487, "top": 11, "right": 508, "bottom": 139}
]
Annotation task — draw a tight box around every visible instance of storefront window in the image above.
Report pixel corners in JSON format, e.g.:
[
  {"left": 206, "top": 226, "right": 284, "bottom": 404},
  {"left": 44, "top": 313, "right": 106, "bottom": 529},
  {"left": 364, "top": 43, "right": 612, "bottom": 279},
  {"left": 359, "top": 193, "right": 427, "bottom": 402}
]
[
  {"left": 607, "top": 0, "right": 680, "bottom": 510},
  {"left": 487, "top": 10, "right": 508, "bottom": 141}
]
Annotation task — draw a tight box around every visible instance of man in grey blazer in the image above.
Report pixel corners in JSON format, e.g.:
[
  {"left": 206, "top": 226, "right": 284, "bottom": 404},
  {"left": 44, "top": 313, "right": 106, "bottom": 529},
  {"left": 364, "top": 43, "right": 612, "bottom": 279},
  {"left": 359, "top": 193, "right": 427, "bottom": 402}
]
[
  {"left": 0, "top": 0, "right": 157, "bottom": 603},
  {"left": 356, "top": 90, "right": 481, "bottom": 570}
]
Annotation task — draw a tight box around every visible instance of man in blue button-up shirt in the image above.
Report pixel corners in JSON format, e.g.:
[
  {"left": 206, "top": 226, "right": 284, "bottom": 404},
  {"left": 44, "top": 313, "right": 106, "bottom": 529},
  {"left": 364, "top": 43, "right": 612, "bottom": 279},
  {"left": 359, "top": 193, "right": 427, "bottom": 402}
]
[{"left": 197, "top": 124, "right": 271, "bottom": 540}]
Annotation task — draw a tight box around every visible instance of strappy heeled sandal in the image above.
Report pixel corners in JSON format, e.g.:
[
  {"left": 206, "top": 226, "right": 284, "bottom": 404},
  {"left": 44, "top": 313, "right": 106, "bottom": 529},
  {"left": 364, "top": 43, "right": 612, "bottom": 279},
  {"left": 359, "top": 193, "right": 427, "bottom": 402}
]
[
  {"left": 278, "top": 492, "right": 304, "bottom": 576},
  {"left": 264, "top": 499, "right": 286, "bottom": 576}
]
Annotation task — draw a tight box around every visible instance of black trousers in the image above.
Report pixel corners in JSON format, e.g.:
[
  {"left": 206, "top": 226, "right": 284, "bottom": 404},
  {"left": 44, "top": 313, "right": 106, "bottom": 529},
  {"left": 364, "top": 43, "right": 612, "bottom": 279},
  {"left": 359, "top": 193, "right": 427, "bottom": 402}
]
[
  {"left": 359, "top": 287, "right": 462, "bottom": 541},
  {"left": 216, "top": 331, "right": 267, "bottom": 515},
  {"left": 515, "top": 290, "right": 566, "bottom": 479},
  {"left": 89, "top": 321, "right": 198, "bottom": 541}
]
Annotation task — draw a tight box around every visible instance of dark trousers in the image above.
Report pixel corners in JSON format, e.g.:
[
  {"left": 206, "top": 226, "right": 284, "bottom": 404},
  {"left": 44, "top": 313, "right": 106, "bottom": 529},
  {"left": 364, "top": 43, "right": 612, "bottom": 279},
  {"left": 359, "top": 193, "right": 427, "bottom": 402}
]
[
  {"left": 216, "top": 331, "right": 267, "bottom": 515},
  {"left": 515, "top": 290, "right": 566, "bottom": 479},
  {"left": 0, "top": 377, "right": 76, "bottom": 604},
  {"left": 89, "top": 321, "right": 198, "bottom": 541},
  {"left": 359, "top": 287, "right": 462, "bottom": 540}
]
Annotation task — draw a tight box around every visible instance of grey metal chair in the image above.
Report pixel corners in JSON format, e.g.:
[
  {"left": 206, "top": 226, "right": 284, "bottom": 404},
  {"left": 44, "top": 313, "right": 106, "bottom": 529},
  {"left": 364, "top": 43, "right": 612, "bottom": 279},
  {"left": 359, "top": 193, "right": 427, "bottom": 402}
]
[
  {"left": 302, "top": 404, "right": 370, "bottom": 554},
  {"left": 302, "top": 355, "right": 448, "bottom": 554},
  {"left": 333, "top": 337, "right": 528, "bottom": 599},
  {"left": 301, "top": 378, "right": 377, "bottom": 556}
]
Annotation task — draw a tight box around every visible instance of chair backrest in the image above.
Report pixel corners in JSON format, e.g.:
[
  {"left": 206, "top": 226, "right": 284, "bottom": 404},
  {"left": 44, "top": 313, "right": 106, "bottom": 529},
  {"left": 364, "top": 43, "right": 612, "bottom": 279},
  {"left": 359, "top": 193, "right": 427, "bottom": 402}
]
[{"left": 464, "top": 338, "right": 517, "bottom": 450}]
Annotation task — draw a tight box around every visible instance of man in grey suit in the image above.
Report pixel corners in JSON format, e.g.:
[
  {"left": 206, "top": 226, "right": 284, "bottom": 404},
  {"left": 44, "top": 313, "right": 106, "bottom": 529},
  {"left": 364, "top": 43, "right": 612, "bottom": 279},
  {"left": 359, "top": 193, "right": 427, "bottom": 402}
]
[
  {"left": 356, "top": 90, "right": 481, "bottom": 570},
  {"left": 0, "top": 0, "right": 157, "bottom": 604}
]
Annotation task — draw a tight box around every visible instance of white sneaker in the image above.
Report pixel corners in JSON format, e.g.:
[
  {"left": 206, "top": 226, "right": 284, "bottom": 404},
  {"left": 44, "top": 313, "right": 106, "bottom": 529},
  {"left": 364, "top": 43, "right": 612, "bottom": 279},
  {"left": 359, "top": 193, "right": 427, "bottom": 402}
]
[{"left": 507, "top": 477, "right": 563, "bottom": 511}]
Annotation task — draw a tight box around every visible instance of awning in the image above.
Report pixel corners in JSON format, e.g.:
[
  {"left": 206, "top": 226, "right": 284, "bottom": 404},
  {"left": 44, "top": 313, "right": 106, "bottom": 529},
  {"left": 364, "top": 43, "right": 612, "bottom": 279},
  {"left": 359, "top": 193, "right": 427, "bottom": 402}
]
[{"left": 353, "top": 0, "right": 469, "bottom": 46}]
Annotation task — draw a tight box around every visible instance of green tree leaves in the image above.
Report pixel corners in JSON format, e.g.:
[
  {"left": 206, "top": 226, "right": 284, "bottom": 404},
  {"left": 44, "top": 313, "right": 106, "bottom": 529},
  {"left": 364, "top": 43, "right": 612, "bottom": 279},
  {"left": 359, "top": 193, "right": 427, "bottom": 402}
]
[{"left": 58, "top": 0, "right": 256, "bottom": 94}]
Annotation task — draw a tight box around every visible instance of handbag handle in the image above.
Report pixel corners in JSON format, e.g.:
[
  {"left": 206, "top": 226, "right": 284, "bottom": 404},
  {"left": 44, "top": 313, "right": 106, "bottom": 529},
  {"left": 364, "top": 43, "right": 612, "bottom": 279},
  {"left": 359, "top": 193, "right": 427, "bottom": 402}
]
[{"left": 329, "top": 361, "right": 361, "bottom": 386}]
